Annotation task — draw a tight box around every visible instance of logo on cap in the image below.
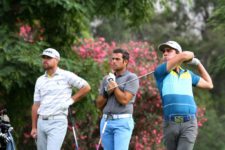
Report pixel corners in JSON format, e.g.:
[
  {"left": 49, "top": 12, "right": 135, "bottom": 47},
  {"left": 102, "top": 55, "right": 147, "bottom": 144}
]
[{"left": 41, "top": 48, "right": 60, "bottom": 60}]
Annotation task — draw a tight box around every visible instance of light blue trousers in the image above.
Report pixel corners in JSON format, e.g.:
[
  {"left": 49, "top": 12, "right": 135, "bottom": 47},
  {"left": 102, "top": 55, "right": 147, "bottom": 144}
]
[
  {"left": 37, "top": 118, "right": 68, "bottom": 150},
  {"left": 100, "top": 117, "right": 134, "bottom": 150}
]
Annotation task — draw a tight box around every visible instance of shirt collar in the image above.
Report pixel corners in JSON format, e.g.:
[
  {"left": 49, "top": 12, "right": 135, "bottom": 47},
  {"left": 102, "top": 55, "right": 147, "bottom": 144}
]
[
  {"left": 44, "top": 67, "right": 61, "bottom": 77},
  {"left": 115, "top": 70, "right": 129, "bottom": 78}
]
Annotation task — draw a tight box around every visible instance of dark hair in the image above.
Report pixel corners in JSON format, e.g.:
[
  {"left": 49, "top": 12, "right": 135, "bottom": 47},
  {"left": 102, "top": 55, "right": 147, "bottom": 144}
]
[{"left": 113, "top": 48, "right": 129, "bottom": 61}]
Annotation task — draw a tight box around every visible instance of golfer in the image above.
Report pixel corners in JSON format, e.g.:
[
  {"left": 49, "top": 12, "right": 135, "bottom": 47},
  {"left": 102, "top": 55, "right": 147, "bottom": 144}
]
[
  {"left": 30, "top": 48, "right": 91, "bottom": 150},
  {"left": 96, "top": 48, "right": 139, "bottom": 150},
  {"left": 154, "top": 41, "right": 213, "bottom": 150}
]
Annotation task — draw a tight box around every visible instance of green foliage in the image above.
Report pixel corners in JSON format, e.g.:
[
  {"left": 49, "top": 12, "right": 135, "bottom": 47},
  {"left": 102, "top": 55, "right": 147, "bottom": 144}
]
[
  {"left": 0, "top": 26, "right": 46, "bottom": 147},
  {"left": 195, "top": 109, "right": 225, "bottom": 150},
  {"left": 209, "top": 0, "right": 225, "bottom": 31},
  {"left": 0, "top": 0, "right": 91, "bottom": 50}
]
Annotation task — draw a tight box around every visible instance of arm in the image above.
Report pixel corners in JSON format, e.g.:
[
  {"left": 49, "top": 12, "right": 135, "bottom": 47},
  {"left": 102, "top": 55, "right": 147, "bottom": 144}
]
[
  {"left": 30, "top": 102, "right": 40, "bottom": 138},
  {"left": 71, "top": 84, "right": 91, "bottom": 103},
  {"left": 167, "top": 51, "right": 194, "bottom": 71},
  {"left": 108, "top": 81, "right": 133, "bottom": 105},
  {"left": 96, "top": 95, "right": 107, "bottom": 110},
  {"left": 196, "top": 63, "right": 213, "bottom": 89}
]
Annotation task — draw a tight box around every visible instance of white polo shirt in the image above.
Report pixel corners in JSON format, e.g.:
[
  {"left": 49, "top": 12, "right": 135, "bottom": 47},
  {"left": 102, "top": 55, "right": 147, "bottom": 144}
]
[{"left": 34, "top": 67, "right": 88, "bottom": 116}]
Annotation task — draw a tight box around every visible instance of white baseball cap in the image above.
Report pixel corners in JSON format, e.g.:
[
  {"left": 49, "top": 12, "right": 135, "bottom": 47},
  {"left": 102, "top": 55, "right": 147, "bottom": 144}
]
[
  {"left": 41, "top": 48, "right": 60, "bottom": 60},
  {"left": 158, "top": 41, "right": 182, "bottom": 53}
]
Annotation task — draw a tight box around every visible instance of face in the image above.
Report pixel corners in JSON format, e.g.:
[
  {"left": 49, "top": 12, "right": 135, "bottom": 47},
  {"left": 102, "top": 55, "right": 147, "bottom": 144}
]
[
  {"left": 162, "top": 47, "right": 178, "bottom": 61},
  {"left": 110, "top": 53, "right": 128, "bottom": 72},
  {"left": 42, "top": 55, "right": 58, "bottom": 70}
]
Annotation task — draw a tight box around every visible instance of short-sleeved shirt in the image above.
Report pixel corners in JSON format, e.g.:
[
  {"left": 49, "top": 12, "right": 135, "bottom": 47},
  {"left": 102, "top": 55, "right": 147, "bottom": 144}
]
[
  {"left": 34, "top": 67, "right": 88, "bottom": 116},
  {"left": 100, "top": 70, "right": 139, "bottom": 114},
  {"left": 154, "top": 63, "right": 200, "bottom": 117}
]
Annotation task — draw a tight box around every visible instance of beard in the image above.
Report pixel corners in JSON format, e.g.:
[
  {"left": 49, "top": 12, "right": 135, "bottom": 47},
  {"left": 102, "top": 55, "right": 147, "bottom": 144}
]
[{"left": 42, "top": 63, "right": 52, "bottom": 70}]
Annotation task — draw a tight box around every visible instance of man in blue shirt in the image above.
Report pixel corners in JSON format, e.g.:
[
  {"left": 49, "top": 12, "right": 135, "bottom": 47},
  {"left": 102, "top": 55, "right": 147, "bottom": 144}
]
[
  {"left": 154, "top": 41, "right": 213, "bottom": 150},
  {"left": 96, "top": 49, "right": 139, "bottom": 150}
]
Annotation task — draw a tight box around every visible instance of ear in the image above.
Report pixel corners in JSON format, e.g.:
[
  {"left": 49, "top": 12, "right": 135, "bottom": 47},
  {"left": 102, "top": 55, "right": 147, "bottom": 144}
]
[{"left": 124, "top": 59, "right": 129, "bottom": 65}]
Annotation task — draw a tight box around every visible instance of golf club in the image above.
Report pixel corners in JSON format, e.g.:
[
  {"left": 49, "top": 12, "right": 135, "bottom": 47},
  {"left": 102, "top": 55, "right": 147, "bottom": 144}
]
[
  {"left": 68, "top": 107, "right": 79, "bottom": 150},
  {"left": 107, "top": 71, "right": 155, "bottom": 91},
  {"left": 96, "top": 120, "right": 108, "bottom": 150}
]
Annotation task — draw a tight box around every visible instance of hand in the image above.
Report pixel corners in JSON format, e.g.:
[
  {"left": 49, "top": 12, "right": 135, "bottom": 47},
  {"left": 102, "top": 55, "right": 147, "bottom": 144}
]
[
  {"left": 186, "top": 58, "right": 201, "bottom": 66},
  {"left": 60, "top": 98, "right": 74, "bottom": 110},
  {"left": 107, "top": 81, "right": 118, "bottom": 94},
  {"left": 31, "top": 128, "right": 37, "bottom": 138},
  {"left": 106, "top": 73, "right": 115, "bottom": 82}
]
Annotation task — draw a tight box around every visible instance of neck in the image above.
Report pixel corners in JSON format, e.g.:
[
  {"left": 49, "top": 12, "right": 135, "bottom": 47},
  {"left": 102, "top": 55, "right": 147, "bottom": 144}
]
[
  {"left": 46, "top": 67, "right": 57, "bottom": 77},
  {"left": 115, "top": 68, "right": 126, "bottom": 76},
  {"left": 173, "top": 66, "right": 180, "bottom": 73}
]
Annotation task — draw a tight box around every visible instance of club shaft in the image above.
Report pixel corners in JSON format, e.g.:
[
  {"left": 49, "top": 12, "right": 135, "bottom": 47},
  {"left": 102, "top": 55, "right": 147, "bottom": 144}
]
[
  {"left": 108, "top": 71, "right": 154, "bottom": 91},
  {"left": 69, "top": 107, "right": 79, "bottom": 150},
  {"left": 72, "top": 127, "right": 79, "bottom": 149},
  {"left": 96, "top": 121, "right": 108, "bottom": 150}
]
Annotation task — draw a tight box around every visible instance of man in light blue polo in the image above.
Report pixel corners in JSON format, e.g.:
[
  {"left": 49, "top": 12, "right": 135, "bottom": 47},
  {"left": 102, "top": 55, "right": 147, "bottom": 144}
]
[
  {"left": 96, "top": 49, "right": 139, "bottom": 150},
  {"left": 154, "top": 41, "right": 213, "bottom": 150},
  {"left": 30, "top": 48, "right": 91, "bottom": 150}
]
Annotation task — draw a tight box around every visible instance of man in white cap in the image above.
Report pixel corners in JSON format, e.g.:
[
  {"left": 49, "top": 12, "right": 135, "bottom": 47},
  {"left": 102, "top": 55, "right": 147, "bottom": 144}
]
[
  {"left": 154, "top": 41, "right": 213, "bottom": 150},
  {"left": 30, "top": 48, "right": 91, "bottom": 150}
]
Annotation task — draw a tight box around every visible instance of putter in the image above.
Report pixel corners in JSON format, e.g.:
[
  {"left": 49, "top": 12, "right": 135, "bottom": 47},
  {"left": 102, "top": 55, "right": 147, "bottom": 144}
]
[
  {"left": 96, "top": 71, "right": 155, "bottom": 149},
  {"left": 68, "top": 107, "right": 79, "bottom": 150}
]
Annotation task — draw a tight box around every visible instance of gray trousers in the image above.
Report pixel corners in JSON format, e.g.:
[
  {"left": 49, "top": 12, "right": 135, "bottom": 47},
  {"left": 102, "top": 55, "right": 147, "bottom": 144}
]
[
  {"left": 163, "top": 118, "right": 198, "bottom": 150},
  {"left": 37, "top": 118, "right": 68, "bottom": 150}
]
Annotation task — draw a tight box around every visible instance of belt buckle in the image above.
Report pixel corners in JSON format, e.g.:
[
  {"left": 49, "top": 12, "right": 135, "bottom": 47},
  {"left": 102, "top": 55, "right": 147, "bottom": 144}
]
[
  {"left": 174, "top": 116, "right": 184, "bottom": 123},
  {"left": 107, "top": 114, "right": 113, "bottom": 120},
  {"left": 42, "top": 116, "right": 49, "bottom": 120}
]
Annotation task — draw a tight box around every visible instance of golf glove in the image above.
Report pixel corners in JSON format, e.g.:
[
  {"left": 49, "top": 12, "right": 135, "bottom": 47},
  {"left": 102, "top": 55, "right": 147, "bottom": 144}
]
[
  {"left": 61, "top": 98, "right": 74, "bottom": 110},
  {"left": 107, "top": 73, "right": 115, "bottom": 82},
  {"left": 187, "top": 58, "right": 201, "bottom": 66}
]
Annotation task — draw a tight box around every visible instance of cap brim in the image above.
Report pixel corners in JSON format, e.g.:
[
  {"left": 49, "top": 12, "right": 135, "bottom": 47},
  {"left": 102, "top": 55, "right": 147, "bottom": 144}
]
[
  {"left": 158, "top": 43, "right": 180, "bottom": 53},
  {"left": 158, "top": 43, "right": 171, "bottom": 51}
]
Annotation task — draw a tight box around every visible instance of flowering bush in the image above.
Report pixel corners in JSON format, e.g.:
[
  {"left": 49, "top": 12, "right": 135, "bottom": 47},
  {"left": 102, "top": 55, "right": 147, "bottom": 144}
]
[{"left": 18, "top": 21, "right": 44, "bottom": 43}]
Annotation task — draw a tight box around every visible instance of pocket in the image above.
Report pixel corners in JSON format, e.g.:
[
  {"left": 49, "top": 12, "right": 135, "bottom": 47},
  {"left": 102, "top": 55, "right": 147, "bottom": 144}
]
[
  {"left": 163, "top": 121, "right": 169, "bottom": 128},
  {"left": 126, "top": 118, "right": 134, "bottom": 131}
]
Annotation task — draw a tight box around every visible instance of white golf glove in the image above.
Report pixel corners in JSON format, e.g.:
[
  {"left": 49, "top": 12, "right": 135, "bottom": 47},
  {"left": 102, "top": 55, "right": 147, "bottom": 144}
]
[
  {"left": 107, "top": 73, "right": 115, "bottom": 82},
  {"left": 187, "top": 58, "right": 201, "bottom": 66},
  {"left": 60, "top": 98, "right": 74, "bottom": 110}
]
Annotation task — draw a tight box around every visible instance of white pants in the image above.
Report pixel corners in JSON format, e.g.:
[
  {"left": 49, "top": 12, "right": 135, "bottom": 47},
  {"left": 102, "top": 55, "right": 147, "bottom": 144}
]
[{"left": 37, "top": 117, "right": 68, "bottom": 150}]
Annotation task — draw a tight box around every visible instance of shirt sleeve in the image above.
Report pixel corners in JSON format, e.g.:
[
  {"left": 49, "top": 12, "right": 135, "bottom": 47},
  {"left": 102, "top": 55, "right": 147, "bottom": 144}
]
[
  {"left": 154, "top": 63, "right": 168, "bottom": 83},
  {"left": 189, "top": 70, "right": 200, "bottom": 86},
  {"left": 33, "top": 79, "right": 41, "bottom": 103},
  {"left": 124, "top": 73, "right": 139, "bottom": 95},
  {"left": 66, "top": 71, "right": 88, "bottom": 89},
  {"left": 99, "top": 76, "right": 107, "bottom": 96}
]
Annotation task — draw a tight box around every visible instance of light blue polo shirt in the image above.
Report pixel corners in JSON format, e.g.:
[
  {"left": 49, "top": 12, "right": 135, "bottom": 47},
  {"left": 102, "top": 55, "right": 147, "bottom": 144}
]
[{"left": 154, "top": 63, "right": 200, "bottom": 117}]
